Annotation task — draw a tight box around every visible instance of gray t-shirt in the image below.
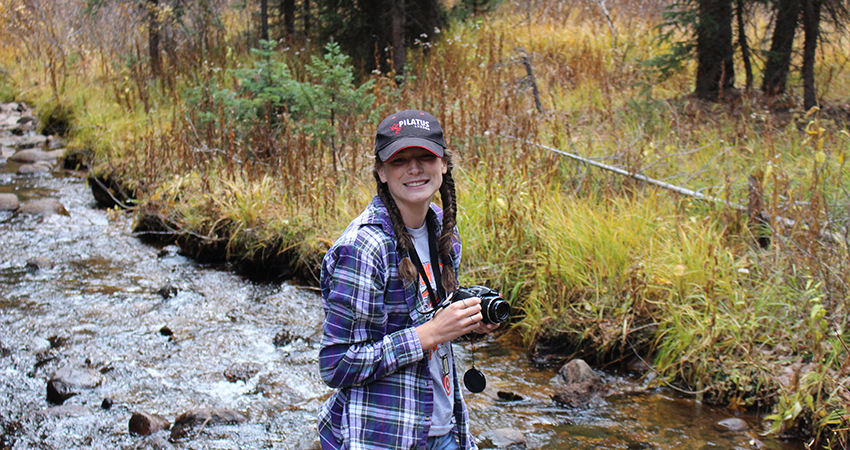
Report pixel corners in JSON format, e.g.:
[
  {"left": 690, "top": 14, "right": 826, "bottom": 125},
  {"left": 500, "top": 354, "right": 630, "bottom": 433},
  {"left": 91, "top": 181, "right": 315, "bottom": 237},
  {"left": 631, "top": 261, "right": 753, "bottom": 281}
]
[{"left": 408, "top": 224, "right": 455, "bottom": 437}]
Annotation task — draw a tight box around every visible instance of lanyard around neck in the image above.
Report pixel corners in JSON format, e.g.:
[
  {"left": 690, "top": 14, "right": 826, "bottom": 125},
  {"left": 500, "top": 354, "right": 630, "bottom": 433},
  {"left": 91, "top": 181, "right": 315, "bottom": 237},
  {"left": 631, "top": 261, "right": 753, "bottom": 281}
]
[{"left": 406, "top": 216, "right": 444, "bottom": 306}]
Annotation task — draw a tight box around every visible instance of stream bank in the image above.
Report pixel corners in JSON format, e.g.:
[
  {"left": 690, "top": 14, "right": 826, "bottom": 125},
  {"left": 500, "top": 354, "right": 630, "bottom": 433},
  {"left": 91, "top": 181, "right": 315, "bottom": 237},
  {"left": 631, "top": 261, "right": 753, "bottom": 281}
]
[{"left": 0, "top": 102, "right": 804, "bottom": 449}]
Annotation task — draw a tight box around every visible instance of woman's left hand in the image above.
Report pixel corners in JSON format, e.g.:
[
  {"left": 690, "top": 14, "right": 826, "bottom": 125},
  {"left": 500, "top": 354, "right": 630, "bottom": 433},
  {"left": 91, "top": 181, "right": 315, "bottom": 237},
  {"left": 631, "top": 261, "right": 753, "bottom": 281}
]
[{"left": 471, "top": 321, "right": 500, "bottom": 334}]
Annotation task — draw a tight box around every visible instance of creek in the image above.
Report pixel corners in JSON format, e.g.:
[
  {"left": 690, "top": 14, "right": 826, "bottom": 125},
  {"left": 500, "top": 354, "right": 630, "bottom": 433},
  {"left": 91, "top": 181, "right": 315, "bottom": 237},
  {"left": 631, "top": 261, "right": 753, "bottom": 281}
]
[{"left": 0, "top": 143, "right": 804, "bottom": 449}]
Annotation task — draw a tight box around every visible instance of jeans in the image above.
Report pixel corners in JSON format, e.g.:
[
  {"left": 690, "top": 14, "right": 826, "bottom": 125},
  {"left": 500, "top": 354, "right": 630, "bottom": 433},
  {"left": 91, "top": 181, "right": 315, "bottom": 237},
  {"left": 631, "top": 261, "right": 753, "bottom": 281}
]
[{"left": 426, "top": 433, "right": 460, "bottom": 450}]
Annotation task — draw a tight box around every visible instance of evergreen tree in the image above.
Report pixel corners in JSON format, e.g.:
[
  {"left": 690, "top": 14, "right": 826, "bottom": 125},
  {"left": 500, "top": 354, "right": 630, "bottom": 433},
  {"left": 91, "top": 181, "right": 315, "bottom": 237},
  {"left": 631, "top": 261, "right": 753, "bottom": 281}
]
[{"left": 314, "top": 0, "right": 444, "bottom": 77}]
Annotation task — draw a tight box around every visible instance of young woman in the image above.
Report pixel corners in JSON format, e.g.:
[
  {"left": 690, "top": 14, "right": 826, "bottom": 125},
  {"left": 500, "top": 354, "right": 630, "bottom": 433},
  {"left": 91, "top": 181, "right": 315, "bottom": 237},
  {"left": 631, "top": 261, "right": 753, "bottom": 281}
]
[{"left": 318, "top": 109, "right": 499, "bottom": 450}]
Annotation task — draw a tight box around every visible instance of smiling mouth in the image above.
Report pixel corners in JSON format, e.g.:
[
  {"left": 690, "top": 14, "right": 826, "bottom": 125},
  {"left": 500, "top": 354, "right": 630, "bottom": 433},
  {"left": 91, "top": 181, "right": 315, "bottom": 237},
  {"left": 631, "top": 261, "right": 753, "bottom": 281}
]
[{"left": 405, "top": 180, "right": 428, "bottom": 187}]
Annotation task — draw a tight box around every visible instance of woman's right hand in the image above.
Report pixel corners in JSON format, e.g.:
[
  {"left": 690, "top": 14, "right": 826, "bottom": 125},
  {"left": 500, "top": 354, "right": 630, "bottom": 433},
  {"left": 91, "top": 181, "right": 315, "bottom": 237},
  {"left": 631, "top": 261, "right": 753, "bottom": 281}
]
[{"left": 416, "top": 296, "right": 483, "bottom": 350}]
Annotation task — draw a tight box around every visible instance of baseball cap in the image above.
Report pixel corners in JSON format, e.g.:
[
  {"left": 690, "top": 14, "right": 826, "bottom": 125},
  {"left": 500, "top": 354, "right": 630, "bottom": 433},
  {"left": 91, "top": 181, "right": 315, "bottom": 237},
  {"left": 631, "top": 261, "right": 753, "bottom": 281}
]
[{"left": 375, "top": 110, "right": 446, "bottom": 162}]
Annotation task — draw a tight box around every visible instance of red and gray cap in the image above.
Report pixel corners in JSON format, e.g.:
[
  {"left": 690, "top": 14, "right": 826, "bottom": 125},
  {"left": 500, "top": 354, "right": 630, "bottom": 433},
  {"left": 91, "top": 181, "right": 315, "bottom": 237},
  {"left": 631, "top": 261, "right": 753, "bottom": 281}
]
[{"left": 375, "top": 109, "right": 446, "bottom": 162}]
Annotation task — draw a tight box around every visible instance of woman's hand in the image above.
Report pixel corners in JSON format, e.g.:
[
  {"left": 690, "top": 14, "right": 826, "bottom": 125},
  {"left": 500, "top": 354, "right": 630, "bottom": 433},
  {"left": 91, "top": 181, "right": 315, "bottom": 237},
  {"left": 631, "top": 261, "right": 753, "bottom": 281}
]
[
  {"left": 471, "top": 320, "right": 500, "bottom": 334},
  {"left": 416, "top": 296, "right": 486, "bottom": 349}
]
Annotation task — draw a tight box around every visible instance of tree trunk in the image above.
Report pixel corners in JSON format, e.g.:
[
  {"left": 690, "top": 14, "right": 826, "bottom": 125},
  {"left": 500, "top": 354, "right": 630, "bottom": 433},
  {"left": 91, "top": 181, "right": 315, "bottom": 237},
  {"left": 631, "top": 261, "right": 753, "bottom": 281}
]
[
  {"left": 148, "top": 0, "right": 161, "bottom": 78},
  {"left": 304, "top": 0, "right": 310, "bottom": 37},
  {"left": 695, "top": 0, "right": 735, "bottom": 101},
  {"left": 802, "top": 0, "right": 821, "bottom": 109},
  {"left": 260, "top": 0, "right": 269, "bottom": 41},
  {"left": 281, "top": 0, "right": 295, "bottom": 39},
  {"left": 761, "top": 0, "right": 801, "bottom": 95},
  {"left": 390, "top": 0, "right": 406, "bottom": 77},
  {"left": 736, "top": 0, "right": 753, "bottom": 91}
]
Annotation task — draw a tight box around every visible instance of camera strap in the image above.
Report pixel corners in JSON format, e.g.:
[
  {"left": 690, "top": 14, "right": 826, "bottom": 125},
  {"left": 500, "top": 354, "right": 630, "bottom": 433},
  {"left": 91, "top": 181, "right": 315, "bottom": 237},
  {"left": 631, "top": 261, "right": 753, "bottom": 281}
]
[
  {"left": 406, "top": 214, "right": 445, "bottom": 308},
  {"left": 407, "top": 215, "right": 488, "bottom": 394}
]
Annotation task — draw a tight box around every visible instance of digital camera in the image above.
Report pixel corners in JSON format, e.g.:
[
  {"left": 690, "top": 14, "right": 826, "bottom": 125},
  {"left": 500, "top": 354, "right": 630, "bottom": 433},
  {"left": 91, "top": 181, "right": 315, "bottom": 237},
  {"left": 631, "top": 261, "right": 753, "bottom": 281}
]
[{"left": 452, "top": 285, "right": 510, "bottom": 325}]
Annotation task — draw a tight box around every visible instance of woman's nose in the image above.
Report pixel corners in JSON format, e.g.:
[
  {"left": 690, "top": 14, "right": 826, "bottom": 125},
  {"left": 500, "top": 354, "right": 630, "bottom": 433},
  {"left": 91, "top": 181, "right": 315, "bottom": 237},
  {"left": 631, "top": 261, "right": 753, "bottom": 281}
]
[{"left": 407, "top": 159, "right": 423, "bottom": 173}]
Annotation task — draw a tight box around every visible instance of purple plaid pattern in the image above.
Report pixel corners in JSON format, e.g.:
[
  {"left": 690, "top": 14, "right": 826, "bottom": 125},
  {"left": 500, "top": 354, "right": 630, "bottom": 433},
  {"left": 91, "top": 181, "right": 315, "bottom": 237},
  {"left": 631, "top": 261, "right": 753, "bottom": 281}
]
[{"left": 318, "top": 196, "right": 475, "bottom": 450}]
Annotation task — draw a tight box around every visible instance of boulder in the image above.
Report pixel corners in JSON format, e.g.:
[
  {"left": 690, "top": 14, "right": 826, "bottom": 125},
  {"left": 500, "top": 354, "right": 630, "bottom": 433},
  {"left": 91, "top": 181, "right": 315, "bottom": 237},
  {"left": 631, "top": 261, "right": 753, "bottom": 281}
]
[
  {"left": 0, "top": 193, "right": 19, "bottom": 211},
  {"left": 18, "top": 199, "right": 70, "bottom": 217},
  {"left": 492, "top": 428, "right": 527, "bottom": 449},
  {"left": 557, "top": 358, "right": 599, "bottom": 385},
  {"left": 0, "top": 134, "right": 47, "bottom": 149},
  {"left": 46, "top": 366, "right": 103, "bottom": 404},
  {"left": 17, "top": 163, "right": 51, "bottom": 175},
  {"left": 224, "top": 362, "right": 263, "bottom": 383},
  {"left": 0, "top": 102, "right": 19, "bottom": 113},
  {"left": 9, "top": 148, "right": 59, "bottom": 163},
  {"left": 478, "top": 428, "right": 527, "bottom": 449},
  {"left": 169, "top": 407, "right": 248, "bottom": 441},
  {"left": 715, "top": 417, "right": 750, "bottom": 432},
  {"left": 26, "top": 257, "right": 54, "bottom": 271},
  {"left": 496, "top": 391, "right": 524, "bottom": 402},
  {"left": 156, "top": 283, "right": 178, "bottom": 300},
  {"left": 552, "top": 359, "right": 606, "bottom": 408},
  {"left": 129, "top": 412, "right": 171, "bottom": 436}
]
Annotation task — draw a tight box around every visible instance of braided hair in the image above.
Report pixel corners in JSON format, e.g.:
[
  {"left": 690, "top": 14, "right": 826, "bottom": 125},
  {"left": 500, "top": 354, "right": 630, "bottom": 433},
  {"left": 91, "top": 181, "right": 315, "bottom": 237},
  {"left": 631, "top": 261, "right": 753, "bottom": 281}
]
[{"left": 374, "top": 150, "right": 458, "bottom": 294}]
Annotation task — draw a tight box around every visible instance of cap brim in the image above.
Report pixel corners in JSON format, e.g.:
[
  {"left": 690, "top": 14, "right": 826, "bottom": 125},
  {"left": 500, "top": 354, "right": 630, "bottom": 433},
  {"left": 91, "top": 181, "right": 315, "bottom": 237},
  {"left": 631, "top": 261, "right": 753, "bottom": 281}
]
[{"left": 377, "top": 137, "right": 445, "bottom": 162}]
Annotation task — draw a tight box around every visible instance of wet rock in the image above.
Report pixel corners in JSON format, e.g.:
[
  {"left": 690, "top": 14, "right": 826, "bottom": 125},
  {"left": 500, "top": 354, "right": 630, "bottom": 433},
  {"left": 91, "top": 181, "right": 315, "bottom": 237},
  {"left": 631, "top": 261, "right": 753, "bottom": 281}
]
[
  {"left": 159, "top": 325, "right": 173, "bottom": 337},
  {"left": 129, "top": 412, "right": 170, "bottom": 436},
  {"left": 101, "top": 397, "right": 113, "bottom": 410},
  {"left": 88, "top": 175, "right": 135, "bottom": 209},
  {"left": 250, "top": 373, "right": 305, "bottom": 403},
  {"left": 25, "top": 257, "right": 54, "bottom": 271},
  {"left": 0, "top": 193, "right": 19, "bottom": 211},
  {"left": 36, "top": 404, "right": 91, "bottom": 419},
  {"left": 552, "top": 359, "right": 606, "bottom": 408},
  {"left": 169, "top": 407, "right": 247, "bottom": 441},
  {"left": 9, "top": 148, "right": 61, "bottom": 163},
  {"left": 1, "top": 145, "right": 14, "bottom": 158},
  {"left": 156, "top": 283, "right": 178, "bottom": 299},
  {"left": 16, "top": 163, "right": 51, "bottom": 175},
  {"left": 125, "top": 435, "right": 175, "bottom": 450},
  {"left": 33, "top": 350, "right": 58, "bottom": 374},
  {"left": 0, "top": 134, "right": 47, "bottom": 149},
  {"left": 0, "top": 340, "right": 10, "bottom": 357},
  {"left": 558, "top": 358, "right": 598, "bottom": 385},
  {"left": 46, "top": 366, "right": 103, "bottom": 404},
  {"left": 715, "top": 417, "right": 750, "bottom": 432},
  {"left": 224, "top": 362, "right": 262, "bottom": 383},
  {"left": 273, "top": 329, "right": 296, "bottom": 347},
  {"left": 26, "top": 337, "right": 52, "bottom": 353},
  {"left": 748, "top": 438, "right": 767, "bottom": 449},
  {"left": 18, "top": 199, "right": 70, "bottom": 217},
  {"left": 626, "top": 357, "right": 651, "bottom": 375},
  {"left": 496, "top": 391, "right": 524, "bottom": 402},
  {"left": 478, "top": 428, "right": 527, "bottom": 449},
  {"left": 48, "top": 138, "right": 64, "bottom": 149},
  {"left": 14, "top": 117, "right": 36, "bottom": 135}
]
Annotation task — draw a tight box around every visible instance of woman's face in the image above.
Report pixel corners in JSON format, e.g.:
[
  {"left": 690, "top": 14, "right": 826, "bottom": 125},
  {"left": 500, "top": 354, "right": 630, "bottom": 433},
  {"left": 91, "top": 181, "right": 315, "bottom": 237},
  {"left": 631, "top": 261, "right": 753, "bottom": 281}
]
[{"left": 377, "top": 147, "right": 448, "bottom": 214}]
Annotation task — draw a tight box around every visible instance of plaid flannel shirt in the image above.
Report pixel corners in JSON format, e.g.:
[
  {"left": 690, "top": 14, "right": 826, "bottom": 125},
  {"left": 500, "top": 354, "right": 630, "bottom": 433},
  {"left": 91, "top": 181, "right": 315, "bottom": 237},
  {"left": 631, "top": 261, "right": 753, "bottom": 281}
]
[{"left": 318, "top": 196, "right": 475, "bottom": 450}]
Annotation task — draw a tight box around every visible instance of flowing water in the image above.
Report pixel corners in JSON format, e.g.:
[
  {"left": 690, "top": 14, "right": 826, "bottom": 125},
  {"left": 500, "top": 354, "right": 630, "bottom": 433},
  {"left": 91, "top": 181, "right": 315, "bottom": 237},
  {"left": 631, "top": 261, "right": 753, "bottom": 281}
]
[{"left": 0, "top": 155, "right": 804, "bottom": 449}]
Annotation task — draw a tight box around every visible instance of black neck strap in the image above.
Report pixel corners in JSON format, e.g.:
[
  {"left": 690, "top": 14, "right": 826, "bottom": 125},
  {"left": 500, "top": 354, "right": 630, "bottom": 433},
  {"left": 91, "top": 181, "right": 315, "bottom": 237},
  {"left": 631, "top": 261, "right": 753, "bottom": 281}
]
[{"left": 406, "top": 212, "right": 444, "bottom": 306}]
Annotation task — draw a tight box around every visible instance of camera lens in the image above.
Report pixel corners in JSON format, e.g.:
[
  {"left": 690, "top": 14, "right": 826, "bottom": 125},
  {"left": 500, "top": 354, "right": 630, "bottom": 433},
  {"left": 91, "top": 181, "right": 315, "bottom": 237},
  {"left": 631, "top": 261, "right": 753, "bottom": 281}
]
[
  {"left": 452, "top": 285, "right": 510, "bottom": 324},
  {"left": 482, "top": 296, "right": 510, "bottom": 324}
]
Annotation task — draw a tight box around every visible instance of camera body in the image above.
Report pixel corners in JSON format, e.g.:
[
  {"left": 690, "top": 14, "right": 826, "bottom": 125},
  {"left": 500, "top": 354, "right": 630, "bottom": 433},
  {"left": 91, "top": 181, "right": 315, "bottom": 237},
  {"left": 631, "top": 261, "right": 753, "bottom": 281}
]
[{"left": 452, "top": 285, "right": 511, "bottom": 324}]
